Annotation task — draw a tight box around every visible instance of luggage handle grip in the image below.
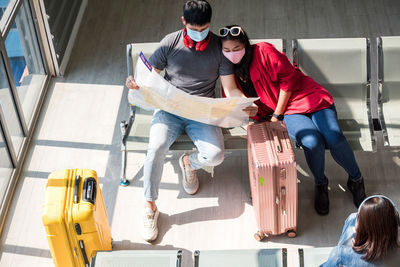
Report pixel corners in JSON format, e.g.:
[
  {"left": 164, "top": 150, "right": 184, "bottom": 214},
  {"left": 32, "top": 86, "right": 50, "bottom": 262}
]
[
  {"left": 281, "top": 187, "right": 286, "bottom": 215},
  {"left": 83, "top": 178, "right": 97, "bottom": 204},
  {"left": 74, "top": 175, "right": 80, "bottom": 203},
  {"left": 273, "top": 130, "right": 283, "bottom": 153}
]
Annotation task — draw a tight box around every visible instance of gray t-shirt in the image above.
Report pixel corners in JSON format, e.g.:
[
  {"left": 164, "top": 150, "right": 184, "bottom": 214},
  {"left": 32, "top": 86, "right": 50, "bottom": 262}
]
[{"left": 149, "top": 29, "right": 234, "bottom": 97}]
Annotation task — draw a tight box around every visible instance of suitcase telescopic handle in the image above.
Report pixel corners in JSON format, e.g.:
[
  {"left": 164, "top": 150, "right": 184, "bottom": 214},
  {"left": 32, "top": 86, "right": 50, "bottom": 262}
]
[
  {"left": 79, "top": 240, "right": 90, "bottom": 267},
  {"left": 74, "top": 175, "right": 81, "bottom": 203}
]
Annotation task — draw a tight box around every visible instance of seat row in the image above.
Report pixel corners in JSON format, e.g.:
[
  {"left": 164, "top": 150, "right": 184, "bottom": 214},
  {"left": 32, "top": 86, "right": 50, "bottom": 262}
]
[
  {"left": 251, "top": 36, "right": 400, "bottom": 152},
  {"left": 293, "top": 36, "right": 400, "bottom": 151},
  {"left": 120, "top": 36, "right": 400, "bottom": 185},
  {"left": 91, "top": 247, "right": 333, "bottom": 267}
]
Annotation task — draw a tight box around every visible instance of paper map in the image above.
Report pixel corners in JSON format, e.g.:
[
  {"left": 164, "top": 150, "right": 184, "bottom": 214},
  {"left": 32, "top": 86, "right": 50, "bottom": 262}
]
[{"left": 128, "top": 52, "right": 258, "bottom": 128}]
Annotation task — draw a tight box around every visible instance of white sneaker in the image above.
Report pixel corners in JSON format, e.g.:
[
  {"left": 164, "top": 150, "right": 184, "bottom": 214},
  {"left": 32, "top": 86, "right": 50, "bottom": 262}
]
[
  {"left": 179, "top": 153, "right": 199, "bottom": 195},
  {"left": 142, "top": 207, "right": 159, "bottom": 242}
]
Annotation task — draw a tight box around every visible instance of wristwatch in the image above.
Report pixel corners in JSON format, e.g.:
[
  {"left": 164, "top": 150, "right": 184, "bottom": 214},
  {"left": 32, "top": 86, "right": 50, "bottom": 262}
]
[{"left": 272, "top": 113, "right": 284, "bottom": 121}]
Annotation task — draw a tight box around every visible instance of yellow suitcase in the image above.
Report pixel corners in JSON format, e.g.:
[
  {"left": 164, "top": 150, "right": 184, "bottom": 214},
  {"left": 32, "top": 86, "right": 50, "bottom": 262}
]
[{"left": 42, "top": 169, "right": 112, "bottom": 267}]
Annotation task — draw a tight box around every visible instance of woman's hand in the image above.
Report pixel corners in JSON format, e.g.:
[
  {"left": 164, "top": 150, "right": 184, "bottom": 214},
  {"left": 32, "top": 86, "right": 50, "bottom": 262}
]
[
  {"left": 125, "top": 75, "right": 139, "bottom": 90},
  {"left": 242, "top": 103, "right": 258, "bottom": 117},
  {"left": 270, "top": 116, "right": 279, "bottom": 122}
]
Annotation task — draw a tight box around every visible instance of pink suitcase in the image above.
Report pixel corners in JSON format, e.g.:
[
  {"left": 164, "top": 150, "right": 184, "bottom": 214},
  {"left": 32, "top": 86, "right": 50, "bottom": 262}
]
[{"left": 247, "top": 121, "right": 298, "bottom": 241}]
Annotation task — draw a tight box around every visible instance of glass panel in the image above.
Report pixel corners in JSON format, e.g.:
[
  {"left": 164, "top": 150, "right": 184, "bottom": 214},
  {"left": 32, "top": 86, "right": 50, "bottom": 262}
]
[
  {"left": 0, "top": 126, "right": 13, "bottom": 203},
  {"left": 0, "top": 55, "right": 24, "bottom": 154},
  {"left": 43, "top": 0, "right": 82, "bottom": 66},
  {"left": 0, "top": 0, "right": 11, "bottom": 21},
  {"left": 4, "top": 0, "right": 46, "bottom": 126}
]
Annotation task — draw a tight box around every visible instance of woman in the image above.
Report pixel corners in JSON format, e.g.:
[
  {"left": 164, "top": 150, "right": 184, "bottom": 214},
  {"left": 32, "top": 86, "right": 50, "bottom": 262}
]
[
  {"left": 219, "top": 25, "right": 366, "bottom": 215},
  {"left": 321, "top": 195, "right": 400, "bottom": 266}
]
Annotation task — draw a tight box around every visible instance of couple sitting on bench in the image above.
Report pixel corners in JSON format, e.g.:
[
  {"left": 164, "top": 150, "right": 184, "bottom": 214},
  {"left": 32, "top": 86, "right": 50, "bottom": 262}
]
[{"left": 125, "top": 0, "right": 366, "bottom": 245}]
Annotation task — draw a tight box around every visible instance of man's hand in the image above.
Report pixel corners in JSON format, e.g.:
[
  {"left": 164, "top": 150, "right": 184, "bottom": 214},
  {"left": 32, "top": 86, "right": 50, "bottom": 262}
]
[
  {"left": 242, "top": 103, "right": 258, "bottom": 117},
  {"left": 125, "top": 75, "right": 139, "bottom": 90}
]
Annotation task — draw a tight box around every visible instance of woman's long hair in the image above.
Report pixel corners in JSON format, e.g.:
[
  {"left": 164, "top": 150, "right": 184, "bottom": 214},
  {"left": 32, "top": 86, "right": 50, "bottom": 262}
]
[
  {"left": 353, "top": 196, "right": 399, "bottom": 262},
  {"left": 220, "top": 25, "right": 253, "bottom": 83}
]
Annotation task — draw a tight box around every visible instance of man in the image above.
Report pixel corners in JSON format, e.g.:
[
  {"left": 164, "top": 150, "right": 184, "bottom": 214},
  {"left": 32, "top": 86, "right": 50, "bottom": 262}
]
[{"left": 126, "top": 0, "right": 256, "bottom": 242}]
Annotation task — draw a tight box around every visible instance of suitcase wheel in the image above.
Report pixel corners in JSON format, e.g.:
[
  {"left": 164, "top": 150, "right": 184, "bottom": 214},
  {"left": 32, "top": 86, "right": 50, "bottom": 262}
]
[
  {"left": 287, "top": 230, "right": 297, "bottom": 238},
  {"left": 254, "top": 231, "right": 266, "bottom": 241}
]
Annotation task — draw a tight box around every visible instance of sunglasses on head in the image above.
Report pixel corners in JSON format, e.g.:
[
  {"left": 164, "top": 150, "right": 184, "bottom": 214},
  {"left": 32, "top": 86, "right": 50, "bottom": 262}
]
[{"left": 218, "top": 26, "right": 242, "bottom": 37}]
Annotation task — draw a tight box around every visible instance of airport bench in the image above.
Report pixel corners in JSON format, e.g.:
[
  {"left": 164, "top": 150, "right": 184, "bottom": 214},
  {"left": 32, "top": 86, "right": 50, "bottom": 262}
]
[
  {"left": 377, "top": 36, "right": 400, "bottom": 148},
  {"left": 90, "top": 250, "right": 182, "bottom": 267},
  {"left": 298, "top": 247, "right": 333, "bottom": 267},
  {"left": 292, "top": 38, "right": 376, "bottom": 151},
  {"left": 193, "top": 249, "right": 287, "bottom": 267},
  {"left": 120, "top": 39, "right": 284, "bottom": 186}
]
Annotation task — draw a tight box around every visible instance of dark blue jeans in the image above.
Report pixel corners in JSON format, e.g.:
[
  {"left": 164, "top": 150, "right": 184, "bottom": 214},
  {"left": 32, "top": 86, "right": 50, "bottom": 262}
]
[{"left": 283, "top": 105, "right": 362, "bottom": 185}]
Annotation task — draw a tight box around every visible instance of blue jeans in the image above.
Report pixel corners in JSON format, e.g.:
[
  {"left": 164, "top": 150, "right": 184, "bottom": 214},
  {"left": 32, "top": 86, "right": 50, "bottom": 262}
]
[
  {"left": 143, "top": 110, "right": 225, "bottom": 201},
  {"left": 283, "top": 105, "right": 361, "bottom": 185}
]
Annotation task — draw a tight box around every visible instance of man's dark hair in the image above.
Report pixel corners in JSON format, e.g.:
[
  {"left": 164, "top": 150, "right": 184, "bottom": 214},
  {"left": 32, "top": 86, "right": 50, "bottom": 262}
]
[{"left": 183, "top": 0, "right": 212, "bottom": 26}]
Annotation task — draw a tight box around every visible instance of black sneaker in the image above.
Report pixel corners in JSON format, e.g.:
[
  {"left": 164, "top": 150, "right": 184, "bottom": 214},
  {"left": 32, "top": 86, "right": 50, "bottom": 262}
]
[
  {"left": 315, "top": 183, "right": 329, "bottom": 215},
  {"left": 347, "top": 176, "right": 366, "bottom": 208}
]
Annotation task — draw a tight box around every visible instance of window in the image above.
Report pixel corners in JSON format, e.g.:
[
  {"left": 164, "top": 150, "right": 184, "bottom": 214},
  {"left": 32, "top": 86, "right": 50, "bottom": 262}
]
[
  {"left": 0, "top": 125, "right": 13, "bottom": 203},
  {"left": 4, "top": 0, "right": 46, "bottom": 126},
  {"left": 0, "top": 54, "right": 24, "bottom": 154},
  {"left": 0, "top": 0, "right": 11, "bottom": 21}
]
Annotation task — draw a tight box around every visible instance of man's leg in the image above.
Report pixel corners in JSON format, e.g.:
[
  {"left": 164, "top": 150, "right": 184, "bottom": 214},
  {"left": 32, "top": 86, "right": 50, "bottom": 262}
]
[
  {"left": 142, "top": 110, "right": 184, "bottom": 241},
  {"left": 180, "top": 119, "right": 225, "bottom": 194}
]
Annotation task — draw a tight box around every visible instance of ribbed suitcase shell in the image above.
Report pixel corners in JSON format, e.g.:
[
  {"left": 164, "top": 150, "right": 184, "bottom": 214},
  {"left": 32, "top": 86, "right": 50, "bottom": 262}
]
[
  {"left": 247, "top": 122, "right": 297, "bottom": 237},
  {"left": 42, "top": 169, "right": 112, "bottom": 267}
]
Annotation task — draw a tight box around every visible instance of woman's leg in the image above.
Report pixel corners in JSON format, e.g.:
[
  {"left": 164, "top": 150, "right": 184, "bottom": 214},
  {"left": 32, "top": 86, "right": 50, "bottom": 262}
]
[
  {"left": 310, "top": 105, "right": 366, "bottom": 207},
  {"left": 284, "top": 113, "right": 330, "bottom": 215},
  {"left": 284, "top": 114, "right": 327, "bottom": 185},
  {"left": 310, "top": 106, "right": 362, "bottom": 181}
]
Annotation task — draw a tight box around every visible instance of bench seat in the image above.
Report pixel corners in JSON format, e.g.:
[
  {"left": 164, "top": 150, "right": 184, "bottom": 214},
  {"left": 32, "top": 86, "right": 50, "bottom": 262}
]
[{"left": 292, "top": 38, "right": 375, "bottom": 151}]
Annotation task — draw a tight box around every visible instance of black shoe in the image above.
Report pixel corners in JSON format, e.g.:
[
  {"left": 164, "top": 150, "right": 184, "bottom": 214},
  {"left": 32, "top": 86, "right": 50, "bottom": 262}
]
[
  {"left": 347, "top": 176, "right": 366, "bottom": 208},
  {"left": 315, "top": 183, "right": 329, "bottom": 215}
]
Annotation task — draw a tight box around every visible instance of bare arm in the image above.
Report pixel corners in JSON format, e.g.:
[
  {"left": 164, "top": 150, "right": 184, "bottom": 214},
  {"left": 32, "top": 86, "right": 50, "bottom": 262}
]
[
  {"left": 271, "top": 89, "right": 292, "bottom": 122},
  {"left": 220, "top": 74, "right": 246, "bottom": 97},
  {"left": 125, "top": 68, "right": 161, "bottom": 89},
  {"left": 220, "top": 74, "right": 258, "bottom": 117}
]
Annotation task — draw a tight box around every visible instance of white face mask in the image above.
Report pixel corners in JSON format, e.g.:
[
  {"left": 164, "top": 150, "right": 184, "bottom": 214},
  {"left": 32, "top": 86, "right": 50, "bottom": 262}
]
[
  {"left": 222, "top": 48, "right": 246, "bottom": 64},
  {"left": 186, "top": 27, "right": 210, "bottom": 42}
]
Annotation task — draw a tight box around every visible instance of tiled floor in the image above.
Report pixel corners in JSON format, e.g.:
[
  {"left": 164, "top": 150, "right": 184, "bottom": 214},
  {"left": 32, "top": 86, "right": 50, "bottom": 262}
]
[{"left": 1, "top": 77, "right": 398, "bottom": 265}]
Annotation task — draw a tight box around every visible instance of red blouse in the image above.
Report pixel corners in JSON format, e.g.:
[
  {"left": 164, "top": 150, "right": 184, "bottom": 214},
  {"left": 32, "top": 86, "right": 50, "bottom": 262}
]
[{"left": 249, "top": 42, "right": 333, "bottom": 115}]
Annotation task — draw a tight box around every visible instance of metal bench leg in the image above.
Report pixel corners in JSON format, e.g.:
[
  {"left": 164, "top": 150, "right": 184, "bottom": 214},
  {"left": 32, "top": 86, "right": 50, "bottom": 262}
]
[
  {"left": 120, "top": 121, "right": 130, "bottom": 186},
  {"left": 120, "top": 105, "right": 136, "bottom": 186}
]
